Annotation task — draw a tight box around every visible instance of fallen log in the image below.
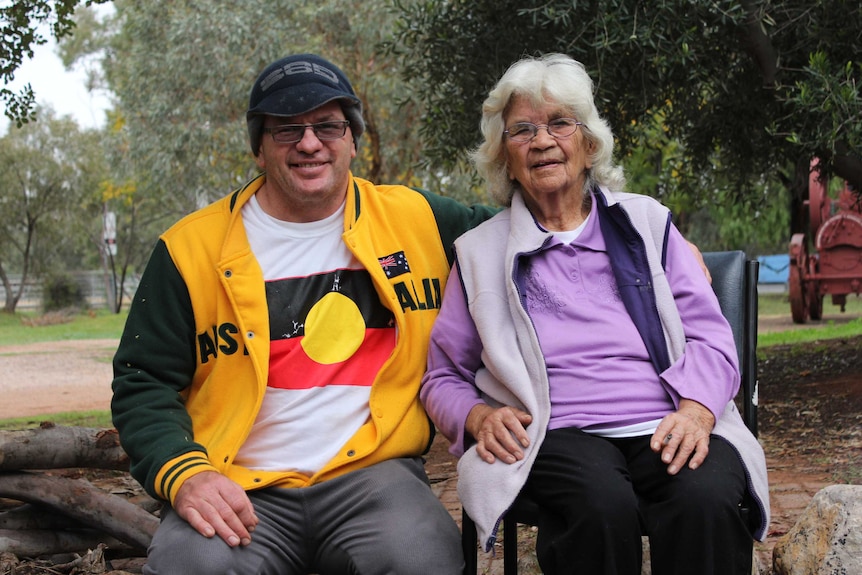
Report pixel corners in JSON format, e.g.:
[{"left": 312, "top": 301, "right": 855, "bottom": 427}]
[
  {"left": 0, "top": 472, "right": 157, "bottom": 551},
  {"left": 0, "top": 426, "right": 128, "bottom": 471},
  {"left": 0, "top": 503, "right": 84, "bottom": 530},
  {"left": 0, "top": 528, "right": 129, "bottom": 557}
]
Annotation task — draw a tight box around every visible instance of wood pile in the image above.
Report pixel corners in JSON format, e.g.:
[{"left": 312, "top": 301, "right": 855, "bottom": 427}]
[{"left": 0, "top": 424, "right": 157, "bottom": 572}]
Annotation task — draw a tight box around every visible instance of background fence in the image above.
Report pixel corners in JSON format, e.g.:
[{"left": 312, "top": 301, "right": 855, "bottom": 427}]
[{"left": 1, "top": 271, "right": 140, "bottom": 312}]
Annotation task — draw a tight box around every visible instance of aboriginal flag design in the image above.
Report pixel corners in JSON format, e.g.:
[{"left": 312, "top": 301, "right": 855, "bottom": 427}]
[{"left": 265, "top": 268, "right": 396, "bottom": 390}]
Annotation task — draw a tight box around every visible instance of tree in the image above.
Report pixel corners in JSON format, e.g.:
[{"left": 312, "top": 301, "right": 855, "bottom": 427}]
[
  {"left": 102, "top": 0, "right": 474, "bottom": 206},
  {"left": 0, "top": 107, "right": 103, "bottom": 313},
  {"left": 297, "top": 0, "right": 471, "bottom": 193},
  {"left": 0, "top": 0, "right": 110, "bottom": 127},
  {"left": 621, "top": 109, "right": 790, "bottom": 252},
  {"left": 97, "top": 0, "right": 479, "bottom": 257},
  {"left": 390, "top": 0, "right": 862, "bottom": 239}
]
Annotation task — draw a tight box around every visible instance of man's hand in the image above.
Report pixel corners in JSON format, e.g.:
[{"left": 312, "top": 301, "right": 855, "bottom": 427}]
[
  {"left": 650, "top": 399, "right": 716, "bottom": 475},
  {"left": 173, "top": 471, "right": 259, "bottom": 547},
  {"left": 466, "top": 404, "right": 532, "bottom": 464}
]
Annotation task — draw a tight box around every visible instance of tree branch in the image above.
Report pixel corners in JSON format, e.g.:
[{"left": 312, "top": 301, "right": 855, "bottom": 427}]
[{"left": 737, "top": 0, "right": 779, "bottom": 86}]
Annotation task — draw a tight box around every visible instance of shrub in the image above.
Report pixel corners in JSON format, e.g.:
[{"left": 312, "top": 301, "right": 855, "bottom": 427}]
[{"left": 42, "top": 273, "right": 88, "bottom": 312}]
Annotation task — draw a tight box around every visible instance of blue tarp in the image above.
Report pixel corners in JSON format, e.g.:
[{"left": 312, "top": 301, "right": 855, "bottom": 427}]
[{"left": 757, "top": 254, "right": 790, "bottom": 284}]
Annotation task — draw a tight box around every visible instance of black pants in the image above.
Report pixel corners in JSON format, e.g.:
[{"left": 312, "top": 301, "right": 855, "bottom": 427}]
[{"left": 521, "top": 427, "right": 752, "bottom": 575}]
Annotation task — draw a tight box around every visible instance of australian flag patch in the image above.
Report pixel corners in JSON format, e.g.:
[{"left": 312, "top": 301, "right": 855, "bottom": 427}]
[{"left": 378, "top": 251, "right": 411, "bottom": 278}]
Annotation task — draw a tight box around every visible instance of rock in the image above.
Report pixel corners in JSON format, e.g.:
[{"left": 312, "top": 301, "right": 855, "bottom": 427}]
[{"left": 773, "top": 484, "right": 862, "bottom": 575}]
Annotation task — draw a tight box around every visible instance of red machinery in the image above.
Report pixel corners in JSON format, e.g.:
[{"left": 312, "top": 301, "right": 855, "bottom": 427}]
[{"left": 788, "top": 159, "right": 862, "bottom": 323}]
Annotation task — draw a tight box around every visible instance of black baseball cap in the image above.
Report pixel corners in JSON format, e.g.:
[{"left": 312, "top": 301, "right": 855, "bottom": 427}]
[{"left": 246, "top": 54, "right": 365, "bottom": 154}]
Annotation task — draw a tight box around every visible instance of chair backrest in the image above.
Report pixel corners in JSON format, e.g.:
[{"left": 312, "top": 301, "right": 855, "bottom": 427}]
[{"left": 701, "top": 251, "right": 759, "bottom": 436}]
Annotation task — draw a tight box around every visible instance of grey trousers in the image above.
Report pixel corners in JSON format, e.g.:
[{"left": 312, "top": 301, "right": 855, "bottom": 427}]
[{"left": 143, "top": 457, "right": 463, "bottom": 575}]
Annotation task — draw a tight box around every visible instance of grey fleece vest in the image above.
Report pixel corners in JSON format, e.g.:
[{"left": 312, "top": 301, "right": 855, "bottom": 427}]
[{"left": 454, "top": 188, "right": 770, "bottom": 551}]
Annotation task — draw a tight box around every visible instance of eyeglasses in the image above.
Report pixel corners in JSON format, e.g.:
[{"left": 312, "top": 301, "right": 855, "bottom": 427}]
[
  {"left": 504, "top": 118, "right": 583, "bottom": 143},
  {"left": 264, "top": 120, "right": 350, "bottom": 144}
]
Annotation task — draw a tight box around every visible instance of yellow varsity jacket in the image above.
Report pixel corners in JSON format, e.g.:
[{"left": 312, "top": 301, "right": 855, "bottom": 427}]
[{"left": 111, "top": 173, "right": 496, "bottom": 503}]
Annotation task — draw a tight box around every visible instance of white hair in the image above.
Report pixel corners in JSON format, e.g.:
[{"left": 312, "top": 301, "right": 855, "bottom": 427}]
[{"left": 470, "top": 53, "right": 626, "bottom": 205}]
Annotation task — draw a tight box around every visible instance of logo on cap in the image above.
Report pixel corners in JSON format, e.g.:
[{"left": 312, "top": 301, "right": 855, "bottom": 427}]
[{"left": 260, "top": 61, "right": 341, "bottom": 93}]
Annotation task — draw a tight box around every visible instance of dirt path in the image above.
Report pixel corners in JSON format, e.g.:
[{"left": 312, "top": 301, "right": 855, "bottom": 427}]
[{"left": 0, "top": 339, "right": 117, "bottom": 419}]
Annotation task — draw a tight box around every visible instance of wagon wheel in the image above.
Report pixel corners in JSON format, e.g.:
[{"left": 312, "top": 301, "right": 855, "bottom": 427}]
[
  {"left": 807, "top": 257, "right": 823, "bottom": 320},
  {"left": 788, "top": 234, "right": 808, "bottom": 324},
  {"left": 788, "top": 263, "right": 807, "bottom": 324}
]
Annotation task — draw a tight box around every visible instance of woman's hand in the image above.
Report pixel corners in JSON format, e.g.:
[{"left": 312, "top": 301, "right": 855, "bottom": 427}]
[
  {"left": 466, "top": 404, "right": 533, "bottom": 464},
  {"left": 651, "top": 399, "right": 716, "bottom": 475}
]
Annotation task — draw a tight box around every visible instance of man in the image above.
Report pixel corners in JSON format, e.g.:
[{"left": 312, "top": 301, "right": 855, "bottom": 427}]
[{"left": 111, "top": 53, "right": 495, "bottom": 574}]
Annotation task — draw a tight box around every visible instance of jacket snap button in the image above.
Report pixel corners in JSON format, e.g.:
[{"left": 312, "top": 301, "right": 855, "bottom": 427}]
[
  {"left": 224, "top": 270, "right": 232, "bottom": 278},
  {"left": 347, "top": 450, "right": 356, "bottom": 457}
]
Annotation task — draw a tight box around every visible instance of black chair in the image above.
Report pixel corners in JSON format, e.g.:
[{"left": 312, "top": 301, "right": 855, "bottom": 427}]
[{"left": 461, "top": 250, "right": 760, "bottom": 575}]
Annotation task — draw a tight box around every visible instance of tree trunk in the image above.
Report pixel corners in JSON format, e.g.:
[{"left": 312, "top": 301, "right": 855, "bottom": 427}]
[
  {"left": 788, "top": 156, "right": 810, "bottom": 237},
  {"left": 834, "top": 142, "right": 862, "bottom": 193},
  {"left": 0, "top": 261, "right": 16, "bottom": 314},
  {"left": 737, "top": 0, "right": 778, "bottom": 86}
]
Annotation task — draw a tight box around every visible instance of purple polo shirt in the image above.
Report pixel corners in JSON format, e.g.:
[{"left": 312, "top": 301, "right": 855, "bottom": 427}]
[{"left": 422, "top": 198, "right": 739, "bottom": 455}]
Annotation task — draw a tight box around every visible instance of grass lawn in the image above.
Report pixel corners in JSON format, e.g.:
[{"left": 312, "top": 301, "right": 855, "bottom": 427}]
[
  {"left": 0, "top": 308, "right": 128, "bottom": 346},
  {"left": 757, "top": 292, "right": 862, "bottom": 347},
  {"left": 758, "top": 290, "right": 862, "bottom": 316}
]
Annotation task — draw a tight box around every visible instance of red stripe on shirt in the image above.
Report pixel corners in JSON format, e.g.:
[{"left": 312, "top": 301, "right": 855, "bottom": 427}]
[{"left": 267, "top": 328, "right": 395, "bottom": 390}]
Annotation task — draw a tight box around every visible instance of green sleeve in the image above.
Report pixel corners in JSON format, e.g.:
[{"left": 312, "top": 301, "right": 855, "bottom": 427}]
[
  {"left": 413, "top": 189, "right": 500, "bottom": 267},
  {"left": 111, "top": 239, "right": 203, "bottom": 498}
]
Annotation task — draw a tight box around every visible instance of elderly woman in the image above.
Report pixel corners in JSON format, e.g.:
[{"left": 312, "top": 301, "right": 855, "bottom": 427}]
[{"left": 421, "top": 53, "right": 769, "bottom": 574}]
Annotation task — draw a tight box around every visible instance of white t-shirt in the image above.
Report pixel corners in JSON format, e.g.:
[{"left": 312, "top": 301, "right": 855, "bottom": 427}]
[{"left": 233, "top": 195, "right": 395, "bottom": 474}]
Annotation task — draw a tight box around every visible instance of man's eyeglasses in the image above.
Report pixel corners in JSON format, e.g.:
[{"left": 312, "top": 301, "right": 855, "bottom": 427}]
[
  {"left": 264, "top": 120, "right": 350, "bottom": 144},
  {"left": 504, "top": 118, "right": 583, "bottom": 143}
]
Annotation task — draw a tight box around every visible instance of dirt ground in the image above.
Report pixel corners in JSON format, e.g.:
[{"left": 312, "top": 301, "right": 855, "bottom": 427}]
[
  {"left": 0, "top": 311, "right": 860, "bottom": 573},
  {"left": 0, "top": 339, "right": 117, "bottom": 419}
]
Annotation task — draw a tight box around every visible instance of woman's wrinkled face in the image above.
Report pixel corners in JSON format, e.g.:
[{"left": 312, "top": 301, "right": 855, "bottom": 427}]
[{"left": 503, "top": 95, "right": 592, "bottom": 203}]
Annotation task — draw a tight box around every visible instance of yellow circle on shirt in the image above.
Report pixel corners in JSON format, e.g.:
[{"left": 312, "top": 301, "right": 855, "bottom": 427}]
[{"left": 302, "top": 292, "right": 366, "bottom": 364}]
